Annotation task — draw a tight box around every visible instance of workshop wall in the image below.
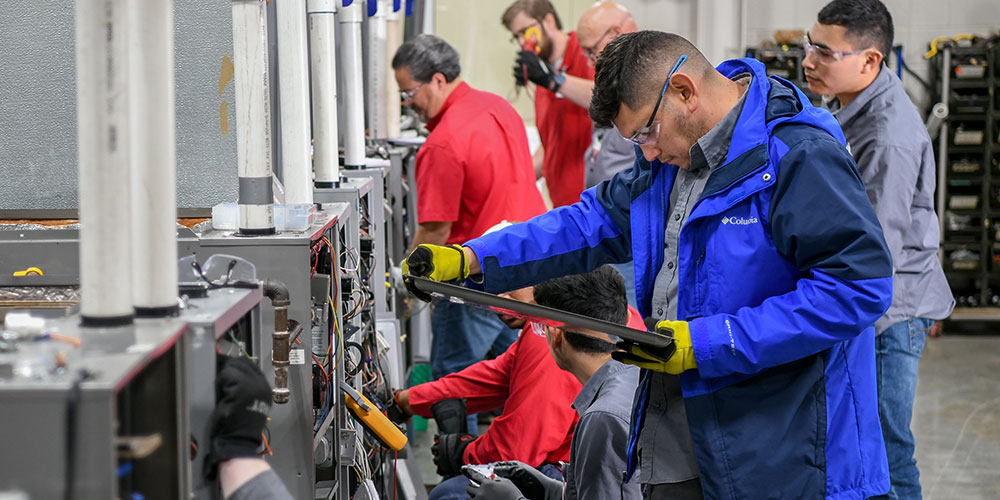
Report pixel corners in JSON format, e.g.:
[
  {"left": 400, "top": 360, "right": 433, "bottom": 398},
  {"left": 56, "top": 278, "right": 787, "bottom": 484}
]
[
  {"left": 436, "top": 0, "right": 704, "bottom": 126},
  {"left": 0, "top": 0, "right": 242, "bottom": 212},
  {"left": 437, "top": 0, "right": 999, "bottom": 124}
]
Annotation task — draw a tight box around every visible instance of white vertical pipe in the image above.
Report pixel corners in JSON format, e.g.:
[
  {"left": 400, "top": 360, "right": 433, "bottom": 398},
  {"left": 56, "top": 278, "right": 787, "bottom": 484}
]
[
  {"left": 76, "top": 0, "right": 134, "bottom": 326},
  {"left": 276, "top": 0, "right": 314, "bottom": 205},
  {"left": 233, "top": 0, "right": 276, "bottom": 234},
  {"left": 308, "top": 0, "right": 340, "bottom": 186},
  {"left": 386, "top": 4, "right": 402, "bottom": 139},
  {"left": 739, "top": 0, "right": 748, "bottom": 57},
  {"left": 365, "top": 0, "right": 388, "bottom": 140},
  {"left": 421, "top": 0, "right": 435, "bottom": 35},
  {"left": 129, "top": 0, "right": 178, "bottom": 316},
  {"left": 339, "top": 1, "right": 366, "bottom": 168}
]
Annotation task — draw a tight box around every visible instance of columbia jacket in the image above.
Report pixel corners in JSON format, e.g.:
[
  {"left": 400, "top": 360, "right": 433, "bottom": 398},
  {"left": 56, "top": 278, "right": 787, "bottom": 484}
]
[{"left": 465, "top": 58, "right": 893, "bottom": 500}]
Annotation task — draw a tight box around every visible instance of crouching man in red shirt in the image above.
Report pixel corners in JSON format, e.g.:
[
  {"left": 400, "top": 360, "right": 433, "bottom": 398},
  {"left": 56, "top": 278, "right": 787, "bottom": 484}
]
[{"left": 387, "top": 267, "right": 645, "bottom": 500}]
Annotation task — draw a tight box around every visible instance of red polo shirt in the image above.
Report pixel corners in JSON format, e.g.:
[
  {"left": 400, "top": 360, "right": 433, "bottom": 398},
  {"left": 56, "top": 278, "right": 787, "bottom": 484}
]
[
  {"left": 416, "top": 82, "right": 546, "bottom": 244},
  {"left": 535, "top": 31, "right": 594, "bottom": 207},
  {"left": 407, "top": 306, "right": 647, "bottom": 467}
]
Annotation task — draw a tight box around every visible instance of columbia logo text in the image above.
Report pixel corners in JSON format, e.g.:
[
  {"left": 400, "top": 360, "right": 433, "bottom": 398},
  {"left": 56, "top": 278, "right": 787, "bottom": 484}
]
[{"left": 721, "top": 216, "right": 759, "bottom": 226}]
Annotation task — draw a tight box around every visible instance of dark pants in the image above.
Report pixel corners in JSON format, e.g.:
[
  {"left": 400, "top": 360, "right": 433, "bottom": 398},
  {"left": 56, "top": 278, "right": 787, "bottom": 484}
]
[
  {"left": 428, "top": 463, "right": 563, "bottom": 500},
  {"left": 642, "top": 478, "right": 704, "bottom": 500}
]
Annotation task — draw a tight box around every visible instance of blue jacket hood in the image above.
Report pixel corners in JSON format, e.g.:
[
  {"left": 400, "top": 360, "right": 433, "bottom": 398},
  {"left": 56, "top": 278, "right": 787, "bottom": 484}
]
[{"left": 716, "top": 58, "right": 846, "bottom": 159}]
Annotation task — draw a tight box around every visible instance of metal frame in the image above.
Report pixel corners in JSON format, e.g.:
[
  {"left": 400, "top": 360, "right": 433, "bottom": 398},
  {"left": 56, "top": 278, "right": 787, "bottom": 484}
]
[
  {"left": 195, "top": 203, "right": 349, "bottom": 499},
  {"left": 0, "top": 317, "right": 189, "bottom": 499}
]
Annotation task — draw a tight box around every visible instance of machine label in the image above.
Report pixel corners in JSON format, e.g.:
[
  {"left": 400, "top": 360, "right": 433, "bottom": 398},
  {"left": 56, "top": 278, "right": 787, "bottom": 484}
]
[{"left": 289, "top": 348, "right": 306, "bottom": 365}]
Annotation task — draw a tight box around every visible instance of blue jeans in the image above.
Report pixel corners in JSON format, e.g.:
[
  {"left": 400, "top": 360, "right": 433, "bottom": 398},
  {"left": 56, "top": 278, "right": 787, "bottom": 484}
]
[
  {"left": 873, "top": 318, "right": 931, "bottom": 500},
  {"left": 612, "top": 261, "right": 638, "bottom": 308},
  {"left": 428, "top": 463, "right": 563, "bottom": 500},
  {"left": 431, "top": 299, "right": 519, "bottom": 433}
]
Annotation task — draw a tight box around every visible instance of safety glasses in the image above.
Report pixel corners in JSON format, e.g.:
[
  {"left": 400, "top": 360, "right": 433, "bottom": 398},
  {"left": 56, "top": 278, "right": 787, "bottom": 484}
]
[
  {"left": 802, "top": 33, "right": 864, "bottom": 64},
  {"left": 582, "top": 26, "right": 615, "bottom": 61},
  {"left": 625, "top": 54, "right": 688, "bottom": 146},
  {"left": 509, "top": 21, "right": 541, "bottom": 45},
  {"left": 399, "top": 83, "right": 424, "bottom": 102}
]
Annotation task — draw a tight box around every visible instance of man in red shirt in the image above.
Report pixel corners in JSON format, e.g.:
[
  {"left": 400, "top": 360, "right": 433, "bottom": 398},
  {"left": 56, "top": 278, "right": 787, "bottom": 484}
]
[
  {"left": 392, "top": 35, "right": 548, "bottom": 428},
  {"left": 388, "top": 267, "right": 646, "bottom": 500},
  {"left": 502, "top": 0, "right": 594, "bottom": 207}
]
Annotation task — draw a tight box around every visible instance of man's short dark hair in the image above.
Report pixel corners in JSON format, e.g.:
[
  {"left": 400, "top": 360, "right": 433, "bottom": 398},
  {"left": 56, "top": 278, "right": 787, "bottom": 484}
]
[
  {"left": 589, "top": 31, "right": 709, "bottom": 127},
  {"left": 817, "top": 0, "right": 894, "bottom": 58},
  {"left": 533, "top": 265, "right": 628, "bottom": 355},
  {"left": 501, "top": 0, "right": 562, "bottom": 31},
  {"left": 391, "top": 34, "right": 461, "bottom": 83}
]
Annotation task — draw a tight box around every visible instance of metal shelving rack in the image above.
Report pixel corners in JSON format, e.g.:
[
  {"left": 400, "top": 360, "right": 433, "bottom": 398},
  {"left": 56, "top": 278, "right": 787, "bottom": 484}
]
[
  {"left": 932, "top": 42, "right": 999, "bottom": 317},
  {"left": 746, "top": 44, "right": 823, "bottom": 104}
]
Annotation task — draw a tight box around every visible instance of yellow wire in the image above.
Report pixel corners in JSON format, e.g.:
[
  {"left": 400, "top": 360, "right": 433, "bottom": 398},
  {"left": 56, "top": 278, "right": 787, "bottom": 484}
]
[{"left": 325, "top": 295, "right": 343, "bottom": 370}]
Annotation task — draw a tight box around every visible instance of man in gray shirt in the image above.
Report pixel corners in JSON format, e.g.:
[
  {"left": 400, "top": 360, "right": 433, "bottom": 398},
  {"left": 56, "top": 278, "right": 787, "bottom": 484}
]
[
  {"left": 473, "top": 266, "right": 642, "bottom": 500},
  {"left": 804, "top": 1, "right": 955, "bottom": 498},
  {"left": 585, "top": 125, "right": 637, "bottom": 189},
  {"left": 577, "top": 1, "right": 641, "bottom": 190},
  {"left": 577, "top": 1, "right": 642, "bottom": 307}
]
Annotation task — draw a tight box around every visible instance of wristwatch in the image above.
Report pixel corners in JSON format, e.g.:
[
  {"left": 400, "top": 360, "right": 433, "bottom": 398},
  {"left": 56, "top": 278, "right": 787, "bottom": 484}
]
[{"left": 551, "top": 70, "right": 566, "bottom": 92}]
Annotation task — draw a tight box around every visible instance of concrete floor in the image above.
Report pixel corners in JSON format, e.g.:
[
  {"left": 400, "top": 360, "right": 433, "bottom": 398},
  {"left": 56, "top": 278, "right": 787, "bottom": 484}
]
[
  {"left": 912, "top": 335, "right": 1000, "bottom": 500},
  {"left": 408, "top": 336, "right": 1000, "bottom": 497}
]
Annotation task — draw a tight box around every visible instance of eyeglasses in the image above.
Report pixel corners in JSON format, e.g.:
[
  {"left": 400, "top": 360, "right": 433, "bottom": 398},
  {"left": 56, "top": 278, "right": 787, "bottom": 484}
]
[
  {"left": 624, "top": 54, "right": 687, "bottom": 146},
  {"left": 802, "top": 33, "right": 864, "bottom": 64},
  {"left": 509, "top": 21, "right": 540, "bottom": 45},
  {"left": 399, "top": 83, "right": 424, "bottom": 102},
  {"left": 582, "top": 26, "right": 615, "bottom": 60}
]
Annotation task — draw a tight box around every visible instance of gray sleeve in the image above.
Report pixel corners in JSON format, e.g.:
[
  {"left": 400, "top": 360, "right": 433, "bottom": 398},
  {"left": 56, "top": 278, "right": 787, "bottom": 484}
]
[
  {"left": 571, "top": 412, "right": 642, "bottom": 500},
  {"left": 227, "top": 469, "right": 294, "bottom": 500},
  {"left": 855, "top": 143, "right": 918, "bottom": 269},
  {"left": 586, "top": 128, "right": 638, "bottom": 188}
]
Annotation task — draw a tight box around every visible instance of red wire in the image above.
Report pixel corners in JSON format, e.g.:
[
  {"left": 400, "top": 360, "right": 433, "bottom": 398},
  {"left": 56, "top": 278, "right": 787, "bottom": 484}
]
[
  {"left": 311, "top": 353, "right": 329, "bottom": 411},
  {"left": 393, "top": 450, "right": 398, "bottom": 500}
]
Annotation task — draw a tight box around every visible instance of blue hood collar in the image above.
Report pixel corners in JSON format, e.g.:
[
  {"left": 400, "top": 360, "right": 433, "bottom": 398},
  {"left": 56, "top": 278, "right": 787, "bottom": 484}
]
[{"left": 714, "top": 58, "right": 846, "bottom": 165}]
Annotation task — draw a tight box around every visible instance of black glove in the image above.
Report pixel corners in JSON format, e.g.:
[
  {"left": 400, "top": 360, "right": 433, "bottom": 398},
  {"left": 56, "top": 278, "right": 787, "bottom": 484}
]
[
  {"left": 430, "top": 398, "right": 468, "bottom": 435},
  {"left": 432, "top": 432, "right": 476, "bottom": 477},
  {"left": 465, "top": 469, "right": 527, "bottom": 500},
  {"left": 205, "top": 354, "right": 272, "bottom": 478},
  {"left": 493, "top": 461, "right": 562, "bottom": 500},
  {"left": 512, "top": 50, "right": 562, "bottom": 91},
  {"left": 385, "top": 390, "right": 411, "bottom": 425}
]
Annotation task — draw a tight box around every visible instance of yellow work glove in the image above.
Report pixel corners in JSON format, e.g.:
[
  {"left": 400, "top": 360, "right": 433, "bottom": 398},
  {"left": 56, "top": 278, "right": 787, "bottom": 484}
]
[
  {"left": 612, "top": 320, "right": 697, "bottom": 374},
  {"left": 401, "top": 244, "right": 471, "bottom": 301}
]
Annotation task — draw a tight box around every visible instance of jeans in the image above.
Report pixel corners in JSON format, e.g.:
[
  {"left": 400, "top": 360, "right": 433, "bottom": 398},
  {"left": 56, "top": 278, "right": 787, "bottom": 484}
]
[
  {"left": 873, "top": 317, "right": 931, "bottom": 500},
  {"left": 612, "top": 261, "right": 638, "bottom": 308},
  {"left": 428, "top": 463, "right": 563, "bottom": 500},
  {"left": 431, "top": 299, "right": 519, "bottom": 434}
]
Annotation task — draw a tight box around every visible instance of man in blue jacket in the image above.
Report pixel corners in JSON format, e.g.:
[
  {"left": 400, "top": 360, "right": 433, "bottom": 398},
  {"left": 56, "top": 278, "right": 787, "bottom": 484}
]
[{"left": 403, "top": 31, "right": 893, "bottom": 500}]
